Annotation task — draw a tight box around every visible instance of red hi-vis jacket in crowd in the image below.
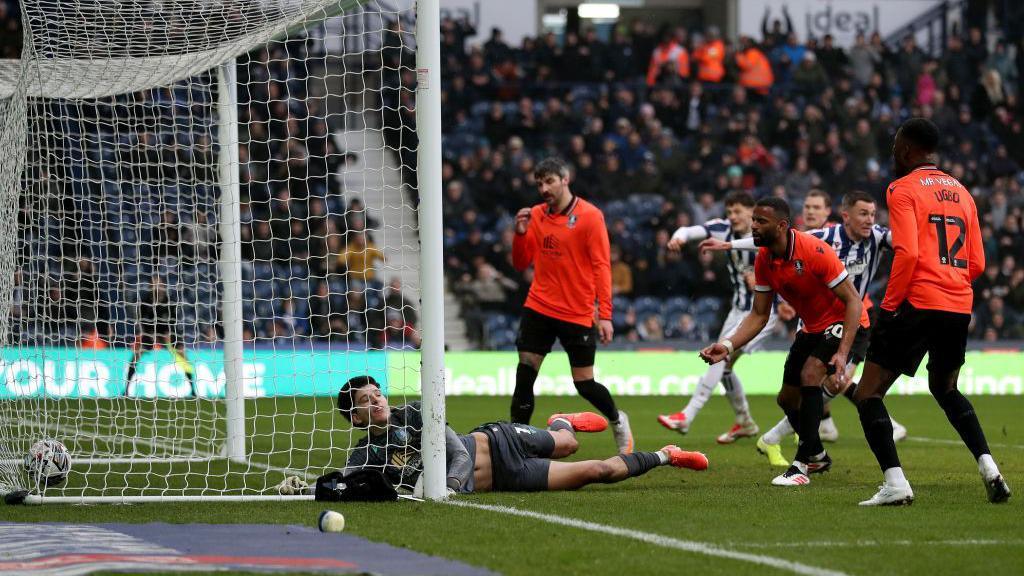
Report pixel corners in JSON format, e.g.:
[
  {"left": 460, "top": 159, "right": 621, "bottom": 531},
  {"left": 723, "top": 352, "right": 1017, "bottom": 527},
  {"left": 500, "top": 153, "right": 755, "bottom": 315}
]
[
  {"left": 694, "top": 39, "right": 725, "bottom": 83},
  {"left": 881, "top": 165, "right": 985, "bottom": 314},
  {"left": 646, "top": 41, "right": 690, "bottom": 86},
  {"left": 736, "top": 47, "right": 774, "bottom": 94},
  {"left": 512, "top": 196, "right": 612, "bottom": 327},
  {"left": 754, "top": 229, "right": 870, "bottom": 334}
]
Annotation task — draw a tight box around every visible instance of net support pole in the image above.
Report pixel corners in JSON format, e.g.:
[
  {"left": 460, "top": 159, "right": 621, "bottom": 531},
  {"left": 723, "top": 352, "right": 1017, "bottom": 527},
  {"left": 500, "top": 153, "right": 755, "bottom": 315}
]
[
  {"left": 217, "top": 57, "right": 246, "bottom": 463},
  {"left": 415, "top": 0, "right": 447, "bottom": 501}
]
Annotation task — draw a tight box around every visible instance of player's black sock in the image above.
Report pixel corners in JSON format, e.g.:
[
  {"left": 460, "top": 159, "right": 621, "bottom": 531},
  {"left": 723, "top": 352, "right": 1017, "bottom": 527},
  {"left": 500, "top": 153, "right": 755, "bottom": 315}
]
[
  {"left": 618, "top": 451, "right": 662, "bottom": 478},
  {"left": 843, "top": 382, "right": 859, "bottom": 402},
  {"left": 858, "top": 397, "right": 901, "bottom": 471},
  {"left": 511, "top": 363, "right": 538, "bottom": 424},
  {"left": 935, "top": 389, "right": 991, "bottom": 460},
  {"left": 573, "top": 379, "right": 618, "bottom": 422},
  {"left": 795, "top": 386, "right": 824, "bottom": 463},
  {"left": 547, "top": 418, "right": 574, "bottom": 434}
]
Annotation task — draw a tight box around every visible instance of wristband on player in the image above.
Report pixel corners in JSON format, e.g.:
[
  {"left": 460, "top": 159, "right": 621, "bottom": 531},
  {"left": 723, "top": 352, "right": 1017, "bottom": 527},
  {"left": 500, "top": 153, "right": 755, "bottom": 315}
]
[{"left": 720, "top": 339, "right": 735, "bottom": 355}]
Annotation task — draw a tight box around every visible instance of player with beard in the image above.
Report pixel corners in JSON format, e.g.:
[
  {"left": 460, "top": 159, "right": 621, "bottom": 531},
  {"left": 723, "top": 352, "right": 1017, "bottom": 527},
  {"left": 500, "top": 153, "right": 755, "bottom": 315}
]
[
  {"left": 703, "top": 191, "right": 908, "bottom": 465},
  {"left": 509, "top": 158, "right": 633, "bottom": 454},
  {"left": 851, "top": 118, "right": 1009, "bottom": 506},
  {"left": 699, "top": 197, "right": 868, "bottom": 487}
]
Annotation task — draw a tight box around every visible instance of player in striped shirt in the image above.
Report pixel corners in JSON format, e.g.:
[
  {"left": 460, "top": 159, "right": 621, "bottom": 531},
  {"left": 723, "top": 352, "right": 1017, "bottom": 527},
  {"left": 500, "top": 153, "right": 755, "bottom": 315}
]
[
  {"left": 657, "top": 192, "right": 778, "bottom": 443},
  {"left": 705, "top": 191, "right": 908, "bottom": 465}
]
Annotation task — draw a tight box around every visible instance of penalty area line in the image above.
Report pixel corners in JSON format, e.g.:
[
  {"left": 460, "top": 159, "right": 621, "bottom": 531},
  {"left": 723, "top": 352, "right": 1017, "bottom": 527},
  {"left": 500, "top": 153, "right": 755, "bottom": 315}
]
[{"left": 448, "top": 501, "right": 849, "bottom": 576}]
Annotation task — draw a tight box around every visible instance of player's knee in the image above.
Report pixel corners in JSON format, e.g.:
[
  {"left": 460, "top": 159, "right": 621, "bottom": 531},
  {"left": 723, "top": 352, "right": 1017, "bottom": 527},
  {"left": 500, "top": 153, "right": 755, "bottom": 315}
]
[
  {"left": 776, "top": 389, "right": 798, "bottom": 412},
  {"left": 799, "top": 363, "right": 825, "bottom": 388},
  {"left": 927, "top": 375, "right": 957, "bottom": 399}
]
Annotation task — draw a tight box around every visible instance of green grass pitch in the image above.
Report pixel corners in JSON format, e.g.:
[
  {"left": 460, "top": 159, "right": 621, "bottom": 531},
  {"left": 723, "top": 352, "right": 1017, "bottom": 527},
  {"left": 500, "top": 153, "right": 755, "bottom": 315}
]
[{"left": 5, "top": 395, "right": 1022, "bottom": 575}]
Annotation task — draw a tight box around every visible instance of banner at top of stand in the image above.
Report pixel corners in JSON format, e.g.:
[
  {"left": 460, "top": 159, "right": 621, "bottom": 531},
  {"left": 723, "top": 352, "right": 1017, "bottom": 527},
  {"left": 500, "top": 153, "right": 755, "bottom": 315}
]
[{"left": 739, "top": 0, "right": 946, "bottom": 47}]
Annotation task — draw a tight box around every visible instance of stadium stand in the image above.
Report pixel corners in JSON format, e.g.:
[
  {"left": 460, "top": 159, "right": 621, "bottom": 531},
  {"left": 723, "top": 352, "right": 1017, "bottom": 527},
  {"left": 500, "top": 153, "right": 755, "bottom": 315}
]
[{"left": 3, "top": 1, "right": 1022, "bottom": 350}]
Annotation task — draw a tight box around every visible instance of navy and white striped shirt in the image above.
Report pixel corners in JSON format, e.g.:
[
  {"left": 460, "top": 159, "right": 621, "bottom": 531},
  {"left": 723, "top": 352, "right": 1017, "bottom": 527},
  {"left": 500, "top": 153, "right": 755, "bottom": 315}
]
[
  {"left": 702, "top": 219, "right": 756, "bottom": 311},
  {"left": 808, "top": 224, "right": 892, "bottom": 298}
]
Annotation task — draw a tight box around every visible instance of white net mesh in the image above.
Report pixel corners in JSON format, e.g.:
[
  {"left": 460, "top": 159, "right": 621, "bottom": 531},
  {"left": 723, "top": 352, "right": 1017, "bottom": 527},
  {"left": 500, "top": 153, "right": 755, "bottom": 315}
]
[{"left": 0, "top": 0, "right": 425, "bottom": 499}]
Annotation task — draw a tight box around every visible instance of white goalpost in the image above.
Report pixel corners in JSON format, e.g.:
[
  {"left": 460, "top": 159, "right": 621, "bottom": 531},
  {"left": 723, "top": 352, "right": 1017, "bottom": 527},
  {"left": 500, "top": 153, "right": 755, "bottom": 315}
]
[{"left": 0, "top": 0, "right": 446, "bottom": 503}]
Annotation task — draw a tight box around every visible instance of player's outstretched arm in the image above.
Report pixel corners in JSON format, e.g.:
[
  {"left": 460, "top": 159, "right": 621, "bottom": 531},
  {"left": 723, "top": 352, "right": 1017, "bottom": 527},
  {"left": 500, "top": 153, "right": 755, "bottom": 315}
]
[
  {"left": 700, "top": 290, "right": 772, "bottom": 364},
  {"left": 667, "top": 225, "right": 709, "bottom": 251},
  {"left": 699, "top": 235, "right": 758, "bottom": 253}
]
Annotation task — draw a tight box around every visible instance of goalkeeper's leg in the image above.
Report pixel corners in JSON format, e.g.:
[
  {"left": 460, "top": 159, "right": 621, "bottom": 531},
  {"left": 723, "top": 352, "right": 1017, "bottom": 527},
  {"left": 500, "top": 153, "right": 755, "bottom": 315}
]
[{"left": 545, "top": 446, "right": 708, "bottom": 491}]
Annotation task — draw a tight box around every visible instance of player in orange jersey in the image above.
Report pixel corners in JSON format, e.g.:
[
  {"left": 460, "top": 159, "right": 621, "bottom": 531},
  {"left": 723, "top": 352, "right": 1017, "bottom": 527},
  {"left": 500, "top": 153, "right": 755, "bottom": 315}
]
[
  {"left": 853, "top": 118, "right": 1010, "bottom": 506},
  {"left": 700, "top": 197, "right": 867, "bottom": 487},
  {"left": 510, "top": 158, "right": 633, "bottom": 454}
]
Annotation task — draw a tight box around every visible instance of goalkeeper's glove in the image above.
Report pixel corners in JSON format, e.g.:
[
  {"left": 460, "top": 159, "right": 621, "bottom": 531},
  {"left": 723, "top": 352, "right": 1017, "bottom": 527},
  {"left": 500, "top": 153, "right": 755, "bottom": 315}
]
[{"left": 275, "top": 475, "right": 311, "bottom": 495}]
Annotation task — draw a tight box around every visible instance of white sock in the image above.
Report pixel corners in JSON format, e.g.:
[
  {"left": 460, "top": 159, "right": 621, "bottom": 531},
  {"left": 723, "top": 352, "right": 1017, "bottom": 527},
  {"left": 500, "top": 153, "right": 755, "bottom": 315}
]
[
  {"left": 656, "top": 450, "right": 670, "bottom": 465},
  {"left": 792, "top": 461, "right": 808, "bottom": 474},
  {"left": 722, "top": 369, "right": 751, "bottom": 422},
  {"left": 978, "top": 454, "right": 1000, "bottom": 480},
  {"left": 883, "top": 467, "right": 909, "bottom": 488},
  {"left": 682, "top": 361, "right": 726, "bottom": 422},
  {"left": 762, "top": 417, "right": 794, "bottom": 445}
]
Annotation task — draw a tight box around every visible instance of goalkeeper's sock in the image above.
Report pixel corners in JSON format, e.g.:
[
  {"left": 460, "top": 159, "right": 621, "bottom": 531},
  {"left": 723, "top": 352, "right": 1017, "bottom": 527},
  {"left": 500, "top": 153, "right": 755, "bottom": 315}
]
[
  {"left": 547, "top": 418, "right": 575, "bottom": 435},
  {"left": 511, "top": 363, "right": 538, "bottom": 424},
  {"left": 682, "top": 361, "right": 726, "bottom": 422},
  {"left": 618, "top": 451, "right": 664, "bottom": 478}
]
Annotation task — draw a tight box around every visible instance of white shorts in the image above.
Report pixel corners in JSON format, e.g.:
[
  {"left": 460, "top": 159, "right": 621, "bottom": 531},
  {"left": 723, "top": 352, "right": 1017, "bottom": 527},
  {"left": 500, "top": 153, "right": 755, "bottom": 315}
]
[{"left": 718, "top": 306, "right": 778, "bottom": 354}]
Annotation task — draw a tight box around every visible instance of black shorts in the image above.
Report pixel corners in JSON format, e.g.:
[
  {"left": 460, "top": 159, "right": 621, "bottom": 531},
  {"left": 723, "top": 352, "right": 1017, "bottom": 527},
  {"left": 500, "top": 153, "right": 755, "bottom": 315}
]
[
  {"left": 866, "top": 302, "right": 970, "bottom": 376},
  {"left": 783, "top": 323, "right": 868, "bottom": 387},
  {"left": 516, "top": 307, "right": 598, "bottom": 368},
  {"left": 472, "top": 421, "right": 555, "bottom": 492}
]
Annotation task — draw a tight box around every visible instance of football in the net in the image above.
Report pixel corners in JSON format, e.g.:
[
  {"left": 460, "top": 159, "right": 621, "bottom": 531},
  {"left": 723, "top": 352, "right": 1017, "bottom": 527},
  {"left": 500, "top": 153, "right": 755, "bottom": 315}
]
[{"left": 24, "top": 439, "right": 71, "bottom": 487}]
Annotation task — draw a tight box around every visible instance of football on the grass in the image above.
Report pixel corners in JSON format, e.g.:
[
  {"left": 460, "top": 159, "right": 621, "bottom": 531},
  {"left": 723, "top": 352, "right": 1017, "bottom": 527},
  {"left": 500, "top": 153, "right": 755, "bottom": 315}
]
[{"left": 24, "top": 439, "right": 70, "bottom": 487}]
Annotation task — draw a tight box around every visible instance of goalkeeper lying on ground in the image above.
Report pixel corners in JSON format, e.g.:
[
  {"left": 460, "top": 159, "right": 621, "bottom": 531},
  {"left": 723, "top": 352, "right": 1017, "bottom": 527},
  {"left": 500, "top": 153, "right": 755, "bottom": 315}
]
[{"left": 280, "top": 375, "right": 707, "bottom": 496}]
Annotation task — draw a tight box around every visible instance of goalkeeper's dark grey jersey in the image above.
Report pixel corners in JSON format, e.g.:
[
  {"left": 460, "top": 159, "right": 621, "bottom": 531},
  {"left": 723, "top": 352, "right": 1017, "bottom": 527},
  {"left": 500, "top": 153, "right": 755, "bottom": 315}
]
[{"left": 344, "top": 402, "right": 476, "bottom": 493}]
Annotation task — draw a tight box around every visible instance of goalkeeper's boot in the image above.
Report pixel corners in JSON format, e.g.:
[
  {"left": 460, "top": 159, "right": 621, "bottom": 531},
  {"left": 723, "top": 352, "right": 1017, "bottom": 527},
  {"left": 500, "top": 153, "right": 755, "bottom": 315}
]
[
  {"left": 656, "top": 411, "right": 690, "bottom": 435},
  {"left": 547, "top": 412, "right": 608, "bottom": 433},
  {"left": 771, "top": 462, "right": 811, "bottom": 486},
  {"left": 985, "top": 475, "right": 1011, "bottom": 504},
  {"left": 716, "top": 418, "right": 759, "bottom": 444},
  {"left": 756, "top": 436, "right": 789, "bottom": 467},
  {"left": 612, "top": 410, "right": 634, "bottom": 454},
  {"left": 859, "top": 483, "right": 914, "bottom": 506},
  {"left": 891, "top": 418, "right": 908, "bottom": 443},
  {"left": 660, "top": 445, "right": 708, "bottom": 471},
  {"left": 818, "top": 416, "right": 839, "bottom": 443}
]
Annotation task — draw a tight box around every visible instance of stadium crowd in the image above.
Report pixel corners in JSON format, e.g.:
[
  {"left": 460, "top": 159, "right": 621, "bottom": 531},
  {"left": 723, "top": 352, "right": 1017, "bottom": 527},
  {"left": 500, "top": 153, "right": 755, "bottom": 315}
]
[
  {"left": 438, "top": 18, "right": 1024, "bottom": 347},
  {"left": 3, "top": 0, "right": 1022, "bottom": 350}
]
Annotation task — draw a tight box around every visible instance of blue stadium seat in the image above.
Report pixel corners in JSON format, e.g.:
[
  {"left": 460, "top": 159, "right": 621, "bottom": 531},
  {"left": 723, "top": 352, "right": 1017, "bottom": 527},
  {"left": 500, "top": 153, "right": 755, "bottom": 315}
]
[{"left": 633, "top": 296, "right": 661, "bottom": 317}]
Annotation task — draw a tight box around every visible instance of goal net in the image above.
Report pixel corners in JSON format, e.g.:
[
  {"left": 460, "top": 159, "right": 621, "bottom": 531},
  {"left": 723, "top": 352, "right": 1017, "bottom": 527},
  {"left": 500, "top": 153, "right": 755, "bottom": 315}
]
[{"left": 0, "top": 0, "right": 445, "bottom": 502}]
